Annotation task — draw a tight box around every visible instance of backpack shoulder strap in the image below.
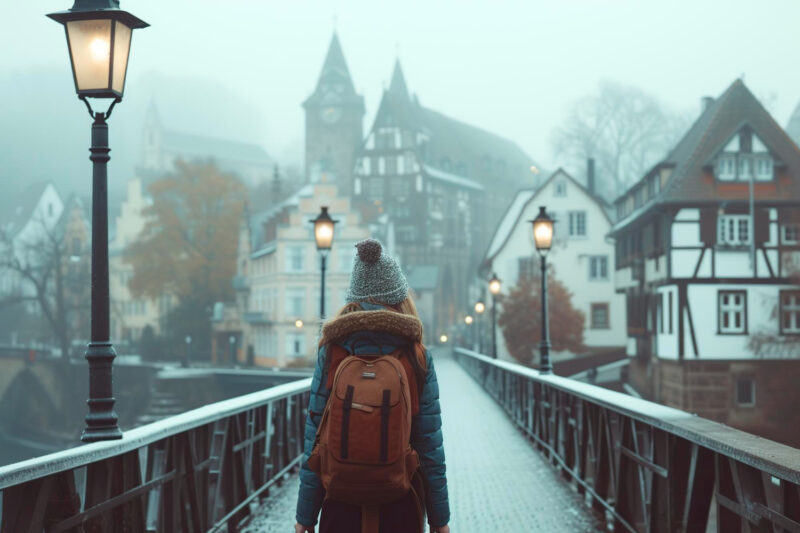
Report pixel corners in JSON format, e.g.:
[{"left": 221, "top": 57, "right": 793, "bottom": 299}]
[{"left": 324, "top": 344, "right": 351, "bottom": 390}]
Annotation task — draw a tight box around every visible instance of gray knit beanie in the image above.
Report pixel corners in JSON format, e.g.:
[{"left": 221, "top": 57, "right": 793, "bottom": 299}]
[{"left": 346, "top": 239, "right": 409, "bottom": 305}]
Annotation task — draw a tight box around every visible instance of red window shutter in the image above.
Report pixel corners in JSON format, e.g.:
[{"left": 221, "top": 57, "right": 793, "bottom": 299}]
[
  {"left": 754, "top": 208, "right": 770, "bottom": 245},
  {"left": 699, "top": 208, "right": 717, "bottom": 245}
]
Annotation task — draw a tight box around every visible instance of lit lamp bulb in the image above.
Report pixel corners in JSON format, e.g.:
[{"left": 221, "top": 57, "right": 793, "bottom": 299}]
[
  {"left": 312, "top": 206, "right": 337, "bottom": 251},
  {"left": 295, "top": 319, "right": 304, "bottom": 328},
  {"left": 530, "top": 206, "right": 555, "bottom": 254},
  {"left": 89, "top": 37, "right": 110, "bottom": 61},
  {"left": 439, "top": 335, "right": 448, "bottom": 343},
  {"left": 464, "top": 315, "right": 473, "bottom": 325},
  {"left": 474, "top": 302, "right": 485, "bottom": 314},
  {"left": 489, "top": 274, "right": 501, "bottom": 295}
]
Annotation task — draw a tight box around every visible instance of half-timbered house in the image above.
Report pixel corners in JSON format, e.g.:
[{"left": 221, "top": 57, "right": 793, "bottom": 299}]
[{"left": 610, "top": 79, "right": 800, "bottom": 447}]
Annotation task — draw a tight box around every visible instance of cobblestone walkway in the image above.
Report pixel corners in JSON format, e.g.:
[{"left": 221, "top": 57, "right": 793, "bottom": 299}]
[{"left": 243, "top": 351, "right": 602, "bottom": 532}]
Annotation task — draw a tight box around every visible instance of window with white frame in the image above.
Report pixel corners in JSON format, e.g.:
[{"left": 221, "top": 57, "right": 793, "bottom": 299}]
[
  {"left": 590, "top": 303, "right": 610, "bottom": 329},
  {"left": 285, "top": 332, "right": 306, "bottom": 358},
  {"left": 568, "top": 211, "right": 587, "bottom": 237},
  {"left": 716, "top": 156, "right": 736, "bottom": 181},
  {"left": 717, "top": 215, "right": 750, "bottom": 246},
  {"left": 782, "top": 224, "right": 800, "bottom": 244},
  {"left": 285, "top": 287, "right": 305, "bottom": 317},
  {"left": 589, "top": 256, "right": 608, "bottom": 280},
  {"left": 738, "top": 157, "right": 752, "bottom": 180},
  {"left": 554, "top": 181, "right": 567, "bottom": 197},
  {"left": 780, "top": 290, "right": 800, "bottom": 334},
  {"left": 286, "top": 246, "right": 305, "bottom": 272},
  {"left": 735, "top": 377, "right": 755, "bottom": 407},
  {"left": 718, "top": 291, "right": 746, "bottom": 334},
  {"left": 755, "top": 157, "right": 773, "bottom": 181}
]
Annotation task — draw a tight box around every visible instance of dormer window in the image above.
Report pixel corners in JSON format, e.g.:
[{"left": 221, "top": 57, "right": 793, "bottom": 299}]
[
  {"left": 755, "top": 158, "right": 773, "bottom": 181},
  {"left": 716, "top": 156, "right": 736, "bottom": 180}
]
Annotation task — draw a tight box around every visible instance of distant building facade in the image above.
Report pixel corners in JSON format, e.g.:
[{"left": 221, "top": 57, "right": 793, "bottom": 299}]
[
  {"left": 212, "top": 182, "right": 371, "bottom": 367},
  {"left": 109, "top": 177, "right": 174, "bottom": 344},
  {"left": 140, "top": 103, "right": 273, "bottom": 186},
  {"left": 349, "top": 60, "right": 539, "bottom": 335},
  {"left": 482, "top": 167, "right": 626, "bottom": 362},
  {"left": 611, "top": 80, "right": 800, "bottom": 447},
  {"left": 0, "top": 182, "right": 64, "bottom": 314}
]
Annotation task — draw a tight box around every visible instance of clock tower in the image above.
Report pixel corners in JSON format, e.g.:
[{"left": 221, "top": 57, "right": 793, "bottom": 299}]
[{"left": 303, "top": 33, "right": 365, "bottom": 194}]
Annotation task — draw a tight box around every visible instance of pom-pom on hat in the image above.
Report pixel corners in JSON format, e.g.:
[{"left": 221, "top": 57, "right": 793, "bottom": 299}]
[{"left": 346, "top": 239, "right": 409, "bottom": 305}]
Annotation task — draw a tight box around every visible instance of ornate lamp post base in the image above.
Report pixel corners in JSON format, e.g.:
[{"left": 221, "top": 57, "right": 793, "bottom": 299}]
[{"left": 82, "top": 342, "right": 122, "bottom": 442}]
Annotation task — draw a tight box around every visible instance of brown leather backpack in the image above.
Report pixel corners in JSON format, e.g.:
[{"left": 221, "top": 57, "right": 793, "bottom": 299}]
[{"left": 308, "top": 342, "right": 426, "bottom": 510}]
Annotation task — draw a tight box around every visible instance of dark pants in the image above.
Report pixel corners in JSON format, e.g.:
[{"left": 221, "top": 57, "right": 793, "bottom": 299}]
[{"left": 319, "top": 490, "right": 423, "bottom": 533}]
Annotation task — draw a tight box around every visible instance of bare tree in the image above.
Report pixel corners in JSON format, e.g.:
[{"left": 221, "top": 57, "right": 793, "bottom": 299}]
[
  {"left": 552, "top": 81, "right": 689, "bottom": 199},
  {"left": 750, "top": 258, "right": 800, "bottom": 358},
  {"left": 0, "top": 213, "right": 90, "bottom": 360}
]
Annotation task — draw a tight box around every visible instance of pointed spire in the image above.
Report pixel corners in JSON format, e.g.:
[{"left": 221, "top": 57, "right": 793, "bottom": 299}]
[
  {"left": 321, "top": 32, "right": 350, "bottom": 80},
  {"left": 303, "top": 32, "right": 362, "bottom": 109},
  {"left": 389, "top": 58, "right": 409, "bottom": 99}
]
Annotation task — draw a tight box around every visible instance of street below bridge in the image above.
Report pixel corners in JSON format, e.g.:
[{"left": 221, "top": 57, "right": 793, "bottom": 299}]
[{"left": 242, "top": 350, "right": 602, "bottom": 532}]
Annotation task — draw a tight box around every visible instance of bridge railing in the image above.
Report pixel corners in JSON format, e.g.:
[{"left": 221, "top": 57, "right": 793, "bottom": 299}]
[
  {"left": 454, "top": 348, "right": 800, "bottom": 533},
  {"left": 0, "top": 377, "right": 311, "bottom": 533}
]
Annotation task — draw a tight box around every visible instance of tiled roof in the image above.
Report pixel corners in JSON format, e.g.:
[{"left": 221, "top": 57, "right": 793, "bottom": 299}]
[
  {"left": 612, "top": 79, "right": 800, "bottom": 233},
  {"left": 2, "top": 181, "right": 52, "bottom": 235},
  {"left": 374, "top": 61, "right": 538, "bottom": 188}
]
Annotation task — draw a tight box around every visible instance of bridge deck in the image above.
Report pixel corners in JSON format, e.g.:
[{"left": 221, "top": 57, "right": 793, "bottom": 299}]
[{"left": 243, "top": 352, "right": 602, "bottom": 532}]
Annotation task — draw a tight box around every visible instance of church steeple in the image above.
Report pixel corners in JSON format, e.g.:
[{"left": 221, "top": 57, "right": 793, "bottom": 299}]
[
  {"left": 303, "top": 33, "right": 362, "bottom": 109},
  {"left": 303, "top": 33, "right": 365, "bottom": 192},
  {"left": 389, "top": 58, "right": 409, "bottom": 100}
]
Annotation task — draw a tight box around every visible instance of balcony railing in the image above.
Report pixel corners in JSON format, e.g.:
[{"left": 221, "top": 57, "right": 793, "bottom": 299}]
[
  {"left": 0, "top": 378, "right": 311, "bottom": 533},
  {"left": 454, "top": 348, "right": 800, "bottom": 533}
]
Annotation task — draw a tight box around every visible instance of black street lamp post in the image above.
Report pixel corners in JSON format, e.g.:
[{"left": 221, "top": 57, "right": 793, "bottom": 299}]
[
  {"left": 229, "top": 335, "right": 236, "bottom": 365},
  {"left": 312, "top": 207, "right": 338, "bottom": 320},
  {"left": 530, "top": 206, "right": 555, "bottom": 374},
  {"left": 488, "top": 274, "right": 501, "bottom": 359},
  {"left": 48, "top": 0, "right": 148, "bottom": 443},
  {"left": 183, "top": 336, "right": 192, "bottom": 368},
  {"left": 474, "top": 301, "right": 486, "bottom": 354}
]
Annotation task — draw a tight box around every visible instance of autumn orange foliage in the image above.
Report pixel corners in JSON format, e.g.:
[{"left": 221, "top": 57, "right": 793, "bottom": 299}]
[
  {"left": 497, "top": 267, "right": 585, "bottom": 366},
  {"left": 126, "top": 161, "right": 245, "bottom": 307}
]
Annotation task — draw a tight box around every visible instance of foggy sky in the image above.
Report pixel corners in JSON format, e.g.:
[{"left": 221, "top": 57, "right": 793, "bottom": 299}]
[{"left": 3, "top": 0, "right": 800, "bottom": 197}]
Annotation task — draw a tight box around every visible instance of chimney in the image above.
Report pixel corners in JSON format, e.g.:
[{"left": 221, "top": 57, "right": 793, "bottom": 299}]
[
  {"left": 701, "top": 96, "right": 714, "bottom": 113},
  {"left": 272, "top": 164, "right": 281, "bottom": 198},
  {"left": 587, "top": 157, "right": 596, "bottom": 195}
]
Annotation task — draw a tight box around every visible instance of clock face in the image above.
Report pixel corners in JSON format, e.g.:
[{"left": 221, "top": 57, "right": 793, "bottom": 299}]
[{"left": 320, "top": 106, "right": 343, "bottom": 124}]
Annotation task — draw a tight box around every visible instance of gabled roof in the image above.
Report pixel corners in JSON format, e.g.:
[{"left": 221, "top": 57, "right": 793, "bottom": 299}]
[
  {"left": 368, "top": 60, "right": 538, "bottom": 187},
  {"left": 161, "top": 130, "right": 271, "bottom": 166},
  {"left": 612, "top": 79, "right": 800, "bottom": 233},
  {"left": 248, "top": 183, "right": 314, "bottom": 253},
  {"left": 1, "top": 182, "right": 56, "bottom": 236},
  {"left": 303, "top": 33, "right": 364, "bottom": 109},
  {"left": 481, "top": 169, "right": 611, "bottom": 273}
]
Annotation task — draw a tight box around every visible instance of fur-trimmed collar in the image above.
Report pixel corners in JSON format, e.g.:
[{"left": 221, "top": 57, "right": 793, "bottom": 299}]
[{"left": 319, "top": 310, "right": 423, "bottom": 346}]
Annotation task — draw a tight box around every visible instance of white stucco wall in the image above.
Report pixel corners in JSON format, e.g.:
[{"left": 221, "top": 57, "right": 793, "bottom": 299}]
[{"left": 489, "top": 171, "right": 626, "bottom": 361}]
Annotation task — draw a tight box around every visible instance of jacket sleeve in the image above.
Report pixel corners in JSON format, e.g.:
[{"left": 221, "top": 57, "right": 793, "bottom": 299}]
[
  {"left": 410, "top": 351, "right": 450, "bottom": 527},
  {"left": 295, "top": 345, "right": 330, "bottom": 526}
]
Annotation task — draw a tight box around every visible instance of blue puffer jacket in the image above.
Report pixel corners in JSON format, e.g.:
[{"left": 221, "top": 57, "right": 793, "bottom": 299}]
[{"left": 295, "top": 307, "right": 450, "bottom": 528}]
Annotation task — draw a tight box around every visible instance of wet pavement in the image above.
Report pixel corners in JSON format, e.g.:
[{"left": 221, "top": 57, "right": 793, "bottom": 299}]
[{"left": 242, "top": 351, "right": 603, "bottom": 532}]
